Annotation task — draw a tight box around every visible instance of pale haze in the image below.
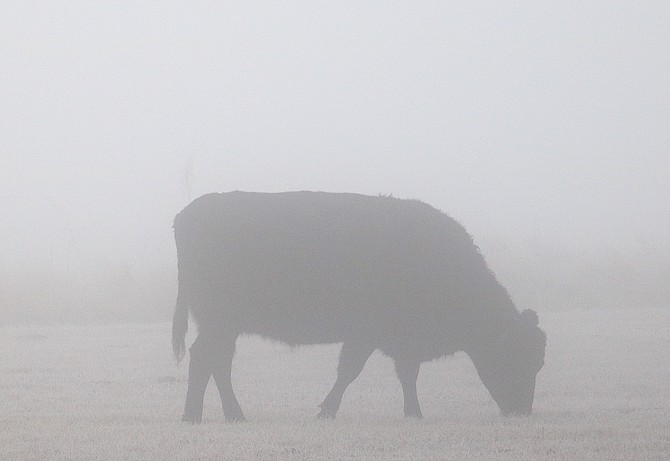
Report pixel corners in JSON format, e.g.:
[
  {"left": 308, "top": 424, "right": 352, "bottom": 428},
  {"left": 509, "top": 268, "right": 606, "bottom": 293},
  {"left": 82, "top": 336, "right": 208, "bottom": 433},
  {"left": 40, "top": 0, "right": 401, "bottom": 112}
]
[
  {"left": 3, "top": 3, "right": 670, "bottom": 460},
  {"left": 2, "top": 2, "right": 669, "bottom": 322}
]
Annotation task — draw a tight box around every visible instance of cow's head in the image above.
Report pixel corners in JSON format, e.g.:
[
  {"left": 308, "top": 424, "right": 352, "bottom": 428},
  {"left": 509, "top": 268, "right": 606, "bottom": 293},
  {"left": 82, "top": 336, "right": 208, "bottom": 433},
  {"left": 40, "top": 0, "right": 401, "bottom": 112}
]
[{"left": 471, "top": 309, "right": 546, "bottom": 416}]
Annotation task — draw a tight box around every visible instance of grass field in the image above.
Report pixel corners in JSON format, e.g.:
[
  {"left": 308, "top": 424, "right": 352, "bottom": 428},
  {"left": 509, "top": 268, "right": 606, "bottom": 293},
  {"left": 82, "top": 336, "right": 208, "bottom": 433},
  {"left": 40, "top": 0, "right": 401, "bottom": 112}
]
[{"left": 2, "top": 308, "right": 669, "bottom": 460}]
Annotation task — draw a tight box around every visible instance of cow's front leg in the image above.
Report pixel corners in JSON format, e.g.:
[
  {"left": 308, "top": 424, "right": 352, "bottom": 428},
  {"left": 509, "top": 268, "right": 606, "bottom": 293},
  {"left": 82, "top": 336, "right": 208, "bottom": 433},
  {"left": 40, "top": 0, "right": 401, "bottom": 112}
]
[
  {"left": 394, "top": 357, "right": 423, "bottom": 418},
  {"left": 318, "top": 341, "right": 374, "bottom": 419}
]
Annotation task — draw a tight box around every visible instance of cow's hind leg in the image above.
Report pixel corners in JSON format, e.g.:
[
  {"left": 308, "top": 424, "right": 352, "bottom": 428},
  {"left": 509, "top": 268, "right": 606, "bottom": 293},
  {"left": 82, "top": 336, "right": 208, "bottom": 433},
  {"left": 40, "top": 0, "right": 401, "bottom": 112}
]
[
  {"left": 182, "top": 333, "right": 214, "bottom": 423},
  {"left": 394, "top": 357, "right": 423, "bottom": 418},
  {"left": 318, "top": 341, "right": 374, "bottom": 419},
  {"left": 211, "top": 333, "right": 245, "bottom": 422}
]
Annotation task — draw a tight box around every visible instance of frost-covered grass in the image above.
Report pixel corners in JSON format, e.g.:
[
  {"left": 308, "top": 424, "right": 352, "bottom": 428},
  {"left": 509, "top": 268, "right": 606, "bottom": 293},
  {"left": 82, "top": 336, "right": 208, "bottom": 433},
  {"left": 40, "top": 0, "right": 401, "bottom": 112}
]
[{"left": 2, "top": 308, "right": 669, "bottom": 460}]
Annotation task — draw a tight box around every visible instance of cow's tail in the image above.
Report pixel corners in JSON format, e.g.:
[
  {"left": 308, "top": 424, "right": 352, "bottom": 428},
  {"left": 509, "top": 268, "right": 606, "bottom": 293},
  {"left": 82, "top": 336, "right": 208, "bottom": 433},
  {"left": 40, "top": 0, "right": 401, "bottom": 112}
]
[
  {"left": 172, "top": 270, "right": 190, "bottom": 362},
  {"left": 172, "top": 212, "right": 189, "bottom": 363},
  {"left": 172, "top": 306, "right": 188, "bottom": 363}
]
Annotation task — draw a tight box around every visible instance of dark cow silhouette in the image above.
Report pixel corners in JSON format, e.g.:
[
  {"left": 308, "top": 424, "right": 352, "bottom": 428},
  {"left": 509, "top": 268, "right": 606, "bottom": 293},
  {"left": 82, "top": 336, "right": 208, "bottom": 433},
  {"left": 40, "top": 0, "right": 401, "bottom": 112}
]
[{"left": 172, "top": 191, "right": 546, "bottom": 423}]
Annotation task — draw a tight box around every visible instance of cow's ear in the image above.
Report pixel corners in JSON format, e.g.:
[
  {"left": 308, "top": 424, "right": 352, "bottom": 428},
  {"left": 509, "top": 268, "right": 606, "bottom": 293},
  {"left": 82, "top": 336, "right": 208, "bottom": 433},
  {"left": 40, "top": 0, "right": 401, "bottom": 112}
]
[{"left": 520, "top": 309, "right": 539, "bottom": 327}]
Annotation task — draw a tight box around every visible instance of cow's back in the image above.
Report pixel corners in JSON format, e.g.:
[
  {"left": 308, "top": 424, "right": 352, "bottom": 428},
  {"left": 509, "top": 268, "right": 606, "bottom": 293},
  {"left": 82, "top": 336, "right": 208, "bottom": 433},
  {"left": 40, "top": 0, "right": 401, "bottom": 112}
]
[{"left": 174, "top": 191, "right": 512, "bottom": 348}]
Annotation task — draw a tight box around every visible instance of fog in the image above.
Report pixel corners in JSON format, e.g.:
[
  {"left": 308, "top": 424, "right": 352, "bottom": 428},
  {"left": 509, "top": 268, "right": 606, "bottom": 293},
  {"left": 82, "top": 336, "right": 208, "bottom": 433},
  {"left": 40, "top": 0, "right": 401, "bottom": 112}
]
[{"left": 2, "top": 2, "right": 669, "bottom": 323}]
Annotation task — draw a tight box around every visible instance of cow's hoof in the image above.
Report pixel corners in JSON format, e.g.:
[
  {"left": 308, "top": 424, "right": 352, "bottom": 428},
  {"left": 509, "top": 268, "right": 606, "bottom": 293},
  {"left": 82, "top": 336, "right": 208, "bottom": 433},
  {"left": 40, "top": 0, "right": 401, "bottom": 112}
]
[
  {"left": 181, "top": 414, "right": 202, "bottom": 424},
  {"left": 317, "top": 405, "right": 336, "bottom": 419},
  {"left": 404, "top": 411, "right": 423, "bottom": 419}
]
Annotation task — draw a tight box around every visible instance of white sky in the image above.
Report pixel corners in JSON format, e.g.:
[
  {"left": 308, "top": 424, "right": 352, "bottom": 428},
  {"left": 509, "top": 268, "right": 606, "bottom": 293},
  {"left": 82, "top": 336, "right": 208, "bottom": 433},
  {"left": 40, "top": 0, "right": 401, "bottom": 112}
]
[{"left": 2, "top": 1, "right": 669, "bottom": 274}]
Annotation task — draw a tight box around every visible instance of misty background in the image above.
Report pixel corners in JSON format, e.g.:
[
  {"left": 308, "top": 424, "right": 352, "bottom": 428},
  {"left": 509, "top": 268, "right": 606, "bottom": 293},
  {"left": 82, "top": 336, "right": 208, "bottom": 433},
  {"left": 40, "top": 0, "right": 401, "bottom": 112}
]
[{"left": 2, "top": 2, "right": 669, "bottom": 324}]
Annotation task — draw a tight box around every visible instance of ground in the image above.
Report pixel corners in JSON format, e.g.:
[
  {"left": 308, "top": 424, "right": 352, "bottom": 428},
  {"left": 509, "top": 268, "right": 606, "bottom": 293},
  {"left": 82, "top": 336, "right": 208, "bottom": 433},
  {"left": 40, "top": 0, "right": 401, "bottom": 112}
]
[{"left": 2, "top": 308, "right": 669, "bottom": 460}]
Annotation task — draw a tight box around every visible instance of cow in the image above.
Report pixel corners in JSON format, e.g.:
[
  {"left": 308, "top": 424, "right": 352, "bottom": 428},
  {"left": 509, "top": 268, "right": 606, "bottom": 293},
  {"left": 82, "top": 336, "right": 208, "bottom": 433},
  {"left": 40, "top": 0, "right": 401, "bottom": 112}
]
[{"left": 171, "top": 191, "right": 546, "bottom": 423}]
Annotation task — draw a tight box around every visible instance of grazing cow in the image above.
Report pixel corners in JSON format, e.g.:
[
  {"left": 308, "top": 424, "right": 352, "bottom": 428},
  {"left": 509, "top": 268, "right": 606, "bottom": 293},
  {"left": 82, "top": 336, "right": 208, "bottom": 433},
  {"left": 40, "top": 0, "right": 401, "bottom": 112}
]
[{"left": 172, "top": 191, "right": 546, "bottom": 423}]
